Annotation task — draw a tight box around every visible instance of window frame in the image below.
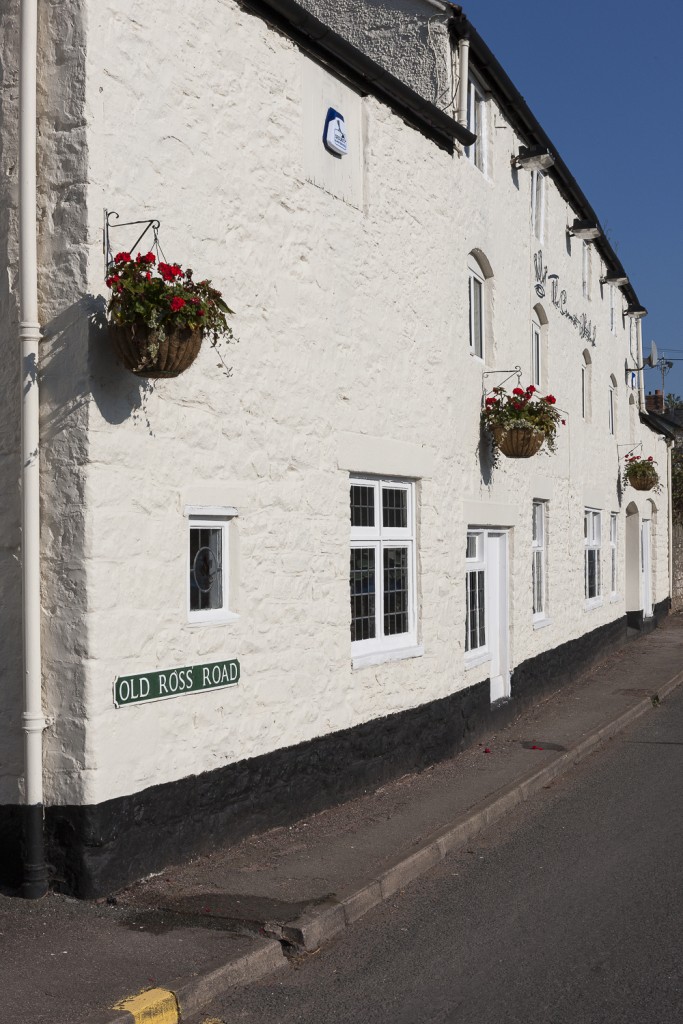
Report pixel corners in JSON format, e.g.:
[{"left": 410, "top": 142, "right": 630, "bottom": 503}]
[
  {"left": 532, "top": 500, "right": 548, "bottom": 622},
  {"left": 608, "top": 382, "right": 615, "bottom": 435},
  {"left": 465, "top": 76, "right": 486, "bottom": 172},
  {"left": 531, "top": 319, "right": 542, "bottom": 388},
  {"left": 187, "top": 509, "right": 238, "bottom": 625},
  {"left": 468, "top": 258, "right": 485, "bottom": 360},
  {"left": 465, "top": 530, "right": 488, "bottom": 659},
  {"left": 609, "top": 284, "right": 617, "bottom": 335},
  {"left": 584, "top": 508, "right": 602, "bottom": 608},
  {"left": 531, "top": 170, "right": 545, "bottom": 242},
  {"left": 349, "top": 476, "right": 418, "bottom": 661},
  {"left": 582, "top": 241, "right": 591, "bottom": 300}
]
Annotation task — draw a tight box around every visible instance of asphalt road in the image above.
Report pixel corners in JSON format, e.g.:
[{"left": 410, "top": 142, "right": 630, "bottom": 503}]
[{"left": 204, "top": 684, "right": 683, "bottom": 1024}]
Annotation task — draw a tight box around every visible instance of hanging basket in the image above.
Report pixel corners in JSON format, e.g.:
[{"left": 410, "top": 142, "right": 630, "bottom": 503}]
[
  {"left": 490, "top": 424, "right": 546, "bottom": 459},
  {"left": 627, "top": 474, "right": 658, "bottom": 492},
  {"left": 110, "top": 323, "right": 203, "bottom": 378}
]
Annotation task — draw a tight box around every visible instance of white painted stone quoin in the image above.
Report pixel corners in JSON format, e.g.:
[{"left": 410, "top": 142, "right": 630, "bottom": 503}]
[{"left": 0, "top": 0, "right": 670, "bottom": 821}]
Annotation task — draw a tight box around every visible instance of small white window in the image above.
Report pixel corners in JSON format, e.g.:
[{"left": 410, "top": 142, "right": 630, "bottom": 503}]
[
  {"left": 350, "top": 477, "right": 417, "bottom": 659},
  {"left": 468, "top": 257, "right": 485, "bottom": 360},
  {"left": 582, "top": 242, "right": 591, "bottom": 300},
  {"left": 531, "top": 170, "right": 545, "bottom": 241},
  {"left": 609, "top": 284, "right": 617, "bottom": 335},
  {"left": 188, "top": 509, "right": 238, "bottom": 624},
  {"left": 581, "top": 350, "right": 592, "bottom": 421},
  {"left": 532, "top": 500, "right": 547, "bottom": 620},
  {"left": 466, "top": 77, "right": 486, "bottom": 171},
  {"left": 608, "top": 383, "right": 615, "bottom": 435},
  {"left": 531, "top": 320, "right": 542, "bottom": 388},
  {"left": 584, "top": 508, "right": 602, "bottom": 606},
  {"left": 465, "top": 530, "right": 487, "bottom": 654},
  {"left": 610, "top": 513, "right": 618, "bottom": 597}
]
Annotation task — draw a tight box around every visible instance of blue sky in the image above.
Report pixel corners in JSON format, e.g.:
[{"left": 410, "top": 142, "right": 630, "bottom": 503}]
[{"left": 464, "top": 1, "right": 683, "bottom": 400}]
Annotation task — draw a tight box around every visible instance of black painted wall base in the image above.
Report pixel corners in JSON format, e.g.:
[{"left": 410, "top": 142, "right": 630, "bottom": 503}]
[
  {"left": 627, "top": 597, "right": 670, "bottom": 635},
  {"left": 0, "top": 607, "right": 666, "bottom": 898}
]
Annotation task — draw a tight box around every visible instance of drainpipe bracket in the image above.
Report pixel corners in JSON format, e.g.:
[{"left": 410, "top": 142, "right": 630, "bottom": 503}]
[{"left": 21, "top": 711, "right": 47, "bottom": 733}]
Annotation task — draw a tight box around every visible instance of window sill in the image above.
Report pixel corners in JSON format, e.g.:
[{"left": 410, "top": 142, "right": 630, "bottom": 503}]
[
  {"left": 464, "top": 650, "right": 491, "bottom": 670},
  {"left": 533, "top": 616, "right": 553, "bottom": 630},
  {"left": 609, "top": 594, "right": 620, "bottom": 604},
  {"left": 352, "top": 644, "right": 423, "bottom": 671},
  {"left": 584, "top": 598, "right": 603, "bottom": 611},
  {"left": 186, "top": 611, "right": 240, "bottom": 628}
]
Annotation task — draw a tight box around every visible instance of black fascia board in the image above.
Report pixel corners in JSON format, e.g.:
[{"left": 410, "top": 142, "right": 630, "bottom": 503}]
[
  {"left": 639, "top": 410, "right": 676, "bottom": 441},
  {"left": 237, "top": 0, "right": 476, "bottom": 153},
  {"left": 449, "top": 10, "right": 642, "bottom": 310}
]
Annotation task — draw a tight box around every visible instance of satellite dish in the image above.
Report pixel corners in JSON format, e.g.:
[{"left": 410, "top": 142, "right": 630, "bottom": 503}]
[{"left": 646, "top": 340, "right": 658, "bottom": 368}]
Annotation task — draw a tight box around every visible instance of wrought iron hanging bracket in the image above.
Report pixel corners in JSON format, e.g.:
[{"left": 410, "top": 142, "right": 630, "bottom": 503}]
[
  {"left": 481, "top": 365, "right": 522, "bottom": 403},
  {"left": 617, "top": 441, "right": 643, "bottom": 461},
  {"left": 103, "top": 209, "right": 162, "bottom": 276}
]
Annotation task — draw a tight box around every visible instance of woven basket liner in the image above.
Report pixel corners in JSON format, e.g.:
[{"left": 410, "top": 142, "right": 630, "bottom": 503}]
[
  {"left": 491, "top": 424, "right": 545, "bottom": 458},
  {"left": 111, "top": 323, "right": 203, "bottom": 378},
  {"left": 629, "top": 475, "right": 657, "bottom": 491}
]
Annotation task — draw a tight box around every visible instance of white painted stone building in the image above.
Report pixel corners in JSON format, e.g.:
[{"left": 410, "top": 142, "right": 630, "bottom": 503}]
[{"left": 0, "top": 0, "right": 671, "bottom": 896}]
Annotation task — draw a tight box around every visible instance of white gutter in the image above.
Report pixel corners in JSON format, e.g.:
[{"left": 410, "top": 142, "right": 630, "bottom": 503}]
[
  {"left": 457, "top": 36, "right": 469, "bottom": 126},
  {"left": 19, "top": 0, "right": 48, "bottom": 899}
]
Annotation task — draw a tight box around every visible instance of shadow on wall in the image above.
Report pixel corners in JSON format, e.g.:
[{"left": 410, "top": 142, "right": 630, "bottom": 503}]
[
  {"left": 478, "top": 418, "right": 494, "bottom": 487},
  {"left": 40, "top": 296, "right": 156, "bottom": 443}
]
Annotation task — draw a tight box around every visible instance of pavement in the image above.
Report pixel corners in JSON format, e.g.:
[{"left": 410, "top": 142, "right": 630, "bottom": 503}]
[{"left": 3, "top": 614, "right": 683, "bottom": 1024}]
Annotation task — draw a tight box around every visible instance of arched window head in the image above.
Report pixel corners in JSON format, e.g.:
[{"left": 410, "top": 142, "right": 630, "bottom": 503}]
[
  {"left": 467, "top": 252, "right": 492, "bottom": 361},
  {"left": 531, "top": 304, "right": 548, "bottom": 389}
]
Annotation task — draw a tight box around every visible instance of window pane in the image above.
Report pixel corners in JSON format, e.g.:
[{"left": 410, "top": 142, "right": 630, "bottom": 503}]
[
  {"left": 466, "top": 533, "right": 477, "bottom": 559},
  {"left": 533, "top": 549, "right": 543, "bottom": 615},
  {"left": 350, "top": 548, "right": 376, "bottom": 641},
  {"left": 383, "top": 547, "right": 409, "bottom": 636},
  {"left": 382, "top": 487, "right": 407, "bottom": 529},
  {"left": 471, "top": 277, "right": 483, "bottom": 357},
  {"left": 477, "top": 570, "right": 486, "bottom": 647},
  {"left": 350, "top": 485, "right": 375, "bottom": 528},
  {"left": 466, "top": 567, "right": 486, "bottom": 651},
  {"left": 586, "top": 549, "right": 598, "bottom": 599},
  {"left": 190, "top": 527, "right": 223, "bottom": 611}
]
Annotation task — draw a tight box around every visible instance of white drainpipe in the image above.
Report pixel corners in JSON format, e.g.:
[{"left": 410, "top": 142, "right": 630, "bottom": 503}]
[
  {"left": 457, "top": 37, "right": 470, "bottom": 127},
  {"left": 19, "top": 0, "right": 48, "bottom": 899}
]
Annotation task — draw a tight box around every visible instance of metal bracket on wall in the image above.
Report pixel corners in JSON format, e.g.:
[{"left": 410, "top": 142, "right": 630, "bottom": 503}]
[
  {"left": 481, "top": 365, "right": 522, "bottom": 404},
  {"left": 103, "top": 209, "right": 162, "bottom": 277},
  {"left": 618, "top": 441, "right": 643, "bottom": 462}
]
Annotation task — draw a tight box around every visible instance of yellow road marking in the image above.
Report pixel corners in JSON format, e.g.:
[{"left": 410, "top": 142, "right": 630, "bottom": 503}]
[{"left": 113, "top": 987, "right": 179, "bottom": 1023}]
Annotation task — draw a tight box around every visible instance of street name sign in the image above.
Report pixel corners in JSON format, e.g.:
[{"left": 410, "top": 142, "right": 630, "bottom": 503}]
[{"left": 113, "top": 659, "right": 240, "bottom": 708}]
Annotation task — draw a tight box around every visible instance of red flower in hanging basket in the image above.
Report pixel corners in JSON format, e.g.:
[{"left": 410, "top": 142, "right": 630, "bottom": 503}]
[
  {"left": 105, "top": 250, "right": 234, "bottom": 378},
  {"left": 481, "top": 384, "right": 563, "bottom": 461}
]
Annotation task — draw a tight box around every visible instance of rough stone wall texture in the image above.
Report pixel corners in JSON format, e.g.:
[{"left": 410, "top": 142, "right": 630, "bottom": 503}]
[
  {"left": 1, "top": 0, "right": 671, "bottom": 810},
  {"left": 297, "top": 0, "right": 453, "bottom": 106},
  {"left": 37, "top": 0, "right": 92, "bottom": 808},
  {"left": 0, "top": 0, "right": 91, "bottom": 805},
  {"left": 0, "top": 0, "right": 24, "bottom": 804}
]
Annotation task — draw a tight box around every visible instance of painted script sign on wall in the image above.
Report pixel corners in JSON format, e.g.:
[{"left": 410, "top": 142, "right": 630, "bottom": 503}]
[{"left": 113, "top": 659, "right": 240, "bottom": 708}]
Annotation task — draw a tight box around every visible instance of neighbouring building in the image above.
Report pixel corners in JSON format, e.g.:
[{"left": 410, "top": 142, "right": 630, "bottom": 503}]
[{"left": 0, "top": 0, "right": 672, "bottom": 897}]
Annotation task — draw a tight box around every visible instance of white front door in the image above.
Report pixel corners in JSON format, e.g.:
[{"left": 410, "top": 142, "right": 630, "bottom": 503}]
[
  {"left": 641, "top": 520, "right": 653, "bottom": 618},
  {"left": 487, "top": 531, "right": 510, "bottom": 703}
]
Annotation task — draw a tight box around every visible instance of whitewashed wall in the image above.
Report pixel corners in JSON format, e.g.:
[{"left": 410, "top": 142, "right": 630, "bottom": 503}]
[{"left": 0, "top": 0, "right": 669, "bottom": 809}]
